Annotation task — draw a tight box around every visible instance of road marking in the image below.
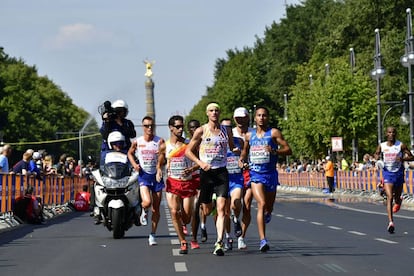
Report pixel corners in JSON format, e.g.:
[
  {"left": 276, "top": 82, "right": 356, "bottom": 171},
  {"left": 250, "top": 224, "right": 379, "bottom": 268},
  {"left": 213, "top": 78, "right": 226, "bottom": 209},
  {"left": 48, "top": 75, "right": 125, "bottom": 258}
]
[
  {"left": 276, "top": 214, "right": 284, "bottom": 217},
  {"left": 296, "top": 218, "right": 307, "bottom": 222},
  {"left": 171, "top": 239, "right": 179, "bottom": 245},
  {"left": 375, "top": 238, "right": 398, "bottom": 244},
  {"left": 311, "top": 221, "right": 324, "bottom": 226},
  {"left": 169, "top": 227, "right": 175, "bottom": 232},
  {"left": 175, "top": 262, "right": 188, "bottom": 272},
  {"left": 285, "top": 216, "right": 295, "bottom": 220},
  {"left": 173, "top": 248, "right": 188, "bottom": 256},
  {"left": 332, "top": 203, "right": 414, "bottom": 219},
  {"left": 348, "top": 231, "right": 366, "bottom": 236},
  {"left": 318, "top": 263, "right": 347, "bottom": 272},
  {"left": 328, "top": 225, "right": 342, "bottom": 230}
]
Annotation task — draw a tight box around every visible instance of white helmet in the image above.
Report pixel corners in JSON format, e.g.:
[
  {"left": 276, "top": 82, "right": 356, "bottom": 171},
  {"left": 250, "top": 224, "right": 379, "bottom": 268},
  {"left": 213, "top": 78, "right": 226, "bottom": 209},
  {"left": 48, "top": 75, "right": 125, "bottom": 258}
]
[
  {"left": 107, "top": 131, "right": 125, "bottom": 149},
  {"left": 111, "top": 99, "right": 129, "bottom": 116},
  {"left": 376, "top": 160, "right": 384, "bottom": 170}
]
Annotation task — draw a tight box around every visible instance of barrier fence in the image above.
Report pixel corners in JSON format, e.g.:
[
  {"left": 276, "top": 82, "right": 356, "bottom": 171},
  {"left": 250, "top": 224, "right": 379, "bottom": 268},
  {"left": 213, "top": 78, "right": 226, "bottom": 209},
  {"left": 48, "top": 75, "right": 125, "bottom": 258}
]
[
  {"left": 279, "top": 170, "right": 414, "bottom": 195},
  {"left": 3, "top": 170, "right": 414, "bottom": 214},
  {"left": 0, "top": 173, "right": 89, "bottom": 213}
]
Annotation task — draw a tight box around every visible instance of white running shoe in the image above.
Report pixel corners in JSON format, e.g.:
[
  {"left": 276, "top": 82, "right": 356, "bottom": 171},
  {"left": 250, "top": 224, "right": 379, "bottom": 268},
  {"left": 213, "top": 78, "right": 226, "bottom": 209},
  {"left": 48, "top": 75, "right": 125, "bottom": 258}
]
[
  {"left": 238, "top": 237, "right": 247, "bottom": 250},
  {"left": 140, "top": 209, "right": 148, "bottom": 226},
  {"left": 148, "top": 234, "right": 157, "bottom": 246}
]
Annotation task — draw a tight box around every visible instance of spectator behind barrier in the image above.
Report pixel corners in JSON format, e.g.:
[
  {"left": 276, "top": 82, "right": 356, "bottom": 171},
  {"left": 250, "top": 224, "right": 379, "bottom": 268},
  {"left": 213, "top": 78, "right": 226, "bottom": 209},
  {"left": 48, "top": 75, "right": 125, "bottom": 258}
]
[
  {"left": 13, "top": 186, "right": 43, "bottom": 224},
  {"left": 0, "top": 144, "right": 12, "bottom": 173},
  {"left": 72, "top": 185, "right": 91, "bottom": 211}
]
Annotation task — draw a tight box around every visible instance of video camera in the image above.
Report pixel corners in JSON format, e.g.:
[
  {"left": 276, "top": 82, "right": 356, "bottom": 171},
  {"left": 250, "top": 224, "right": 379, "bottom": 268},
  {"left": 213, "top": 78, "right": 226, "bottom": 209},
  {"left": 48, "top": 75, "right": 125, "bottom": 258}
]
[{"left": 98, "top": 101, "right": 116, "bottom": 121}]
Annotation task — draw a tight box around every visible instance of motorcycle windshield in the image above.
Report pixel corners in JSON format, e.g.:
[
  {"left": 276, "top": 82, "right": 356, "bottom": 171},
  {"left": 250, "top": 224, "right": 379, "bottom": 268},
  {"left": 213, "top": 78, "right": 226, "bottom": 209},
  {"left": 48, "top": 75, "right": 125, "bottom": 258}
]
[{"left": 102, "top": 162, "right": 130, "bottom": 180}]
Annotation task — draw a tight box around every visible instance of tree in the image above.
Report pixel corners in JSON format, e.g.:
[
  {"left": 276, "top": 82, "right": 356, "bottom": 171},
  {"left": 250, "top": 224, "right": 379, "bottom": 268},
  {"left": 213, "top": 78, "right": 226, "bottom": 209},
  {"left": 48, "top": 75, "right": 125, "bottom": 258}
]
[{"left": 0, "top": 49, "right": 99, "bottom": 163}]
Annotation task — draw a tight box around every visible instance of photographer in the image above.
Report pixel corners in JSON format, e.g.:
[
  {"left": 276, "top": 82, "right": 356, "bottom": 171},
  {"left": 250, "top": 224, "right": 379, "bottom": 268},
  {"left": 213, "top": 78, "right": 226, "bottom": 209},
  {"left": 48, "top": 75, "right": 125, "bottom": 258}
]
[{"left": 99, "top": 99, "right": 136, "bottom": 166}]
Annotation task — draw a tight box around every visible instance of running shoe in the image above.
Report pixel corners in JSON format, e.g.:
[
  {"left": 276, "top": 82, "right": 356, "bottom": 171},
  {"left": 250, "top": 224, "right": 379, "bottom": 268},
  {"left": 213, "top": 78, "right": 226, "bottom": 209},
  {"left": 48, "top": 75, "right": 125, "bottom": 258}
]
[
  {"left": 213, "top": 241, "right": 225, "bottom": 256},
  {"left": 232, "top": 215, "right": 242, "bottom": 237},
  {"left": 224, "top": 237, "right": 233, "bottom": 251},
  {"left": 393, "top": 196, "right": 403, "bottom": 213},
  {"left": 182, "top": 225, "right": 188, "bottom": 236},
  {"left": 387, "top": 222, "right": 395, "bottom": 234},
  {"left": 201, "top": 227, "right": 208, "bottom": 242},
  {"left": 264, "top": 212, "right": 272, "bottom": 224},
  {"left": 259, "top": 239, "right": 270, "bottom": 252},
  {"left": 238, "top": 237, "right": 247, "bottom": 250},
  {"left": 148, "top": 234, "right": 157, "bottom": 246},
  {"left": 393, "top": 204, "right": 401, "bottom": 213},
  {"left": 190, "top": 240, "right": 200, "bottom": 249},
  {"left": 210, "top": 207, "right": 217, "bottom": 217},
  {"left": 179, "top": 241, "right": 188, "bottom": 254},
  {"left": 94, "top": 215, "right": 102, "bottom": 225},
  {"left": 140, "top": 209, "right": 148, "bottom": 226}
]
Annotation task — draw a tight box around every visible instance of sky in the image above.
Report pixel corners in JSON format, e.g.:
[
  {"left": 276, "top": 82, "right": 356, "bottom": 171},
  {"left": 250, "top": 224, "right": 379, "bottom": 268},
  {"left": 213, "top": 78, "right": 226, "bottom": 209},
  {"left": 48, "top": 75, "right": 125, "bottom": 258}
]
[{"left": 1, "top": 0, "right": 300, "bottom": 139}]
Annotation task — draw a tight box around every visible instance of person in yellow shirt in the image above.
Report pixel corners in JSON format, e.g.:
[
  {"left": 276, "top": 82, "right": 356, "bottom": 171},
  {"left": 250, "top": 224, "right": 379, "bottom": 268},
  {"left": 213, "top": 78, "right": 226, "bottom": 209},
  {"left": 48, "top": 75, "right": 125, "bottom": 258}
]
[
  {"left": 341, "top": 156, "right": 349, "bottom": 171},
  {"left": 324, "top": 156, "right": 335, "bottom": 197}
]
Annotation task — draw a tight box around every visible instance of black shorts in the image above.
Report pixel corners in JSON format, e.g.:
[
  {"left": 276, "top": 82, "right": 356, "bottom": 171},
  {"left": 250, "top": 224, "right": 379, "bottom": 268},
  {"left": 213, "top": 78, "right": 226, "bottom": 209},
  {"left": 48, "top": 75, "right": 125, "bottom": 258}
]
[{"left": 199, "top": 167, "right": 229, "bottom": 204}]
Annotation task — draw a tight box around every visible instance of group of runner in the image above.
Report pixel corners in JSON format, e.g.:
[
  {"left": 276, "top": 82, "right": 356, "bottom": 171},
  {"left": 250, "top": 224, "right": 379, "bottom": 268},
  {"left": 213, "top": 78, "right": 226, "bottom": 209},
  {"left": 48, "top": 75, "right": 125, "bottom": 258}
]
[
  {"left": 146, "top": 102, "right": 292, "bottom": 256},
  {"left": 99, "top": 100, "right": 293, "bottom": 255},
  {"left": 99, "top": 98, "right": 414, "bottom": 251}
]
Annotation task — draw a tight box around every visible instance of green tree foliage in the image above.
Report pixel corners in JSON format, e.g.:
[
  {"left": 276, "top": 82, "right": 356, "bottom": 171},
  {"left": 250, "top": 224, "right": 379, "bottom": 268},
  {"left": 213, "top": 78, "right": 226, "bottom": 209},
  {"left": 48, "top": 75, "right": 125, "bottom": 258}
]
[
  {"left": 0, "top": 48, "right": 99, "bottom": 163},
  {"left": 188, "top": 0, "right": 414, "bottom": 161},
  {"left": 280, "top": 58, "right": 376, "bottom": 159}
]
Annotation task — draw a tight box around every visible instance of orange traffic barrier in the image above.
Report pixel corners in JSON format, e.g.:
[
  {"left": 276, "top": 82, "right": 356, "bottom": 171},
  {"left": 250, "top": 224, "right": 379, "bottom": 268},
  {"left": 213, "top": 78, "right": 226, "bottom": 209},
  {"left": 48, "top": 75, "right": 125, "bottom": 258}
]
[
  {"left": 276, "top": 170, "right": 408, "bottom": 194},
  {"left": 0, "top": 173, "right": 89, "bottom": 213}
]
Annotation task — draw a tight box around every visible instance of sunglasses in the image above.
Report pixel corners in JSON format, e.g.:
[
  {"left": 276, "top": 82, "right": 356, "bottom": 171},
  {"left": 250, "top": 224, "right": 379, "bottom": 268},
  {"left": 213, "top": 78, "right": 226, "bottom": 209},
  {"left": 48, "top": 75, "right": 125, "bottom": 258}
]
[
  {"left": 173, "top": 125, "right": 184, "bottom": 129},
  {"left": 143, "top": 124, "right": 154, "bottom": 128}
]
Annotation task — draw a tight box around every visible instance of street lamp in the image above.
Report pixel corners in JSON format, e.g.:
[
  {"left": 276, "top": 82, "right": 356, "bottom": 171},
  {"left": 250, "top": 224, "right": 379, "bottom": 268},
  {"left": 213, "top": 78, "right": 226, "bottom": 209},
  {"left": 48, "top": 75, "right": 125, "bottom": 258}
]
[
  {"left": 0, "top": 130, "right": 4, "bottom": 145},
  {"left": 350, "top": 47, "right": 356, "bottom": 74},
  {"left": 350, "top": 47, "right": 358, "bottom": 162},
  {"left": 381, "top": 100, "right": 409, "bottom": 135},
  {"left": 283, "top": 93, "right": 288, "bottom": 120},
  {"left": 370, "top": 28, "right": 386, "bottom": 145},
  {"left": 401, "top": 8, "right": 414, "bottom": 149}
]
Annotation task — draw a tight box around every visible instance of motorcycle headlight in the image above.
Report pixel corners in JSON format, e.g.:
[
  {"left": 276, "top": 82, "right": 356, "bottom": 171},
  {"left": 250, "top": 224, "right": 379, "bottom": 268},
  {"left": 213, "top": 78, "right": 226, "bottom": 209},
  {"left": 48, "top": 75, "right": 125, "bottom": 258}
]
[{"left": 102, "top": 176, "right": 130, "bottom": 188}]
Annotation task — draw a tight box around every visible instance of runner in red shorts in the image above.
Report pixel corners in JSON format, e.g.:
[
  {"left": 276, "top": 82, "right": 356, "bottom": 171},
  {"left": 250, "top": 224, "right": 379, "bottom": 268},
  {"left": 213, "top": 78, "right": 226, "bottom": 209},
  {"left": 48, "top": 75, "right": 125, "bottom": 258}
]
[{"left": 164, "top": 115, "right": 199, "bottom": 254}]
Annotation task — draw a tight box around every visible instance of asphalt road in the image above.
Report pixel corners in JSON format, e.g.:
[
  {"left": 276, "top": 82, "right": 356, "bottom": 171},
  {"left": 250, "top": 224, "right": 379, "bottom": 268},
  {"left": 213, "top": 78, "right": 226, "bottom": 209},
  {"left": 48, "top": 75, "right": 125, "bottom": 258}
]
[{"left": 1, "top": 192, "right": 414, "bottom": 276}]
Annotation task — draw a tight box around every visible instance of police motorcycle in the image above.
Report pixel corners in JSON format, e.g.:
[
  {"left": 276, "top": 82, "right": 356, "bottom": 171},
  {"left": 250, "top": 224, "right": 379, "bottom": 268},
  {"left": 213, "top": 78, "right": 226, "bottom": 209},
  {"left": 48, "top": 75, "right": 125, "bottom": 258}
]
[{"left": 92, "top": 131, "right": 141, "bottom": 239}]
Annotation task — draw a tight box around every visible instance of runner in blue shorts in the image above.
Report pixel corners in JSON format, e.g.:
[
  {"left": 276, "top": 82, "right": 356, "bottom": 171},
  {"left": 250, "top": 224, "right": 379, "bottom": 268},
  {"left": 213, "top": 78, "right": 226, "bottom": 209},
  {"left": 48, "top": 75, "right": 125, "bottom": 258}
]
[
  {"left": 239, "top": 106, "right": 292, "bottom": 252},
  {"left": 221, "top": 118, "right": 244, "bottom": 251},
  {"left": 128, "top": 116, "right": 165, "bottom": 246},
  {"left": 374, "top": 126, "right": 414, "bottom": 233}
]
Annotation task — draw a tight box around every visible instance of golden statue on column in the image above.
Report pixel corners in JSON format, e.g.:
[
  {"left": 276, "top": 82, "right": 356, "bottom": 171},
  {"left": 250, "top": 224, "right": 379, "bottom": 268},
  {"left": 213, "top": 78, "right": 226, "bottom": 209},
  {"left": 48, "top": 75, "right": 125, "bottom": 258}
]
[{"left": 144, "top": 60, "right": 155, "bottom": 78}]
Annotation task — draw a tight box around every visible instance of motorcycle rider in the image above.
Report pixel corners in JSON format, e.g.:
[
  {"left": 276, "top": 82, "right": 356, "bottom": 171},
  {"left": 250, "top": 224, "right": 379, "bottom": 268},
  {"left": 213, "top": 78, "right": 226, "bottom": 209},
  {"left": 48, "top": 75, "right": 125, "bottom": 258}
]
[{"left": 94, "top": 131, "right": 129, "bottom": 224}]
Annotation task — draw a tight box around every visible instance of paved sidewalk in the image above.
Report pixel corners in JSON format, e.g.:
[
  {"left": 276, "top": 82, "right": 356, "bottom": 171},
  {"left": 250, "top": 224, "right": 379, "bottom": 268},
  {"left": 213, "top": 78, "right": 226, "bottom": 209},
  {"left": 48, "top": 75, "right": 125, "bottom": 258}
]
[{"left": 0, "top": 204, "right": 74, "bottom": 233}]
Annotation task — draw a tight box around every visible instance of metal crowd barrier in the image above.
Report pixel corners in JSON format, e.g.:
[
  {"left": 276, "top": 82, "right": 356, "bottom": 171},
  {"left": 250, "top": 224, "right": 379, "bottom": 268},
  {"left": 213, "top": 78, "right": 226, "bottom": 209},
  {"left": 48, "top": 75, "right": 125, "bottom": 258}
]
[
  {"left": 0, "top": 173, "right": 89, "bottom": 213},
  {"left": 278, "top": 170, "right": 414, "bottom": 195}
]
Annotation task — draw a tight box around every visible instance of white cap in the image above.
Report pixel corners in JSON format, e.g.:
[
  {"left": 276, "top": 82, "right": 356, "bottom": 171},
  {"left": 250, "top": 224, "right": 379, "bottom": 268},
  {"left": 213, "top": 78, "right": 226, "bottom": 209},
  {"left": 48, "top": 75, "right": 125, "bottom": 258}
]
[
  {"left": 325, "top": 156, "right": 330, "bottom": 160},
  {"left": 376, "top": 160, "right": 384, "bottom": 170},
  {"left": 33, "top": 152, "right": 42, "bottom": 160},
  {"left": 233, "top": 107, "right": 249, "bottom": 118}
]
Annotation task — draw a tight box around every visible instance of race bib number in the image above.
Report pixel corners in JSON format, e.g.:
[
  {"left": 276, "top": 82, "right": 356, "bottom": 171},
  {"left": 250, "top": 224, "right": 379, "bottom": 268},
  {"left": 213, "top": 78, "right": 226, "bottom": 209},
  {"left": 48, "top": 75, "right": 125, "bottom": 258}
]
[
  {"left": 250, "top": 145, "right": 270, "bottom": 164},
  {"left": 226, "top": 156, "right": 241, "bottom": 174},
  {"left": 169, "top": 157, "right": 190, "bottom": 180}
]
